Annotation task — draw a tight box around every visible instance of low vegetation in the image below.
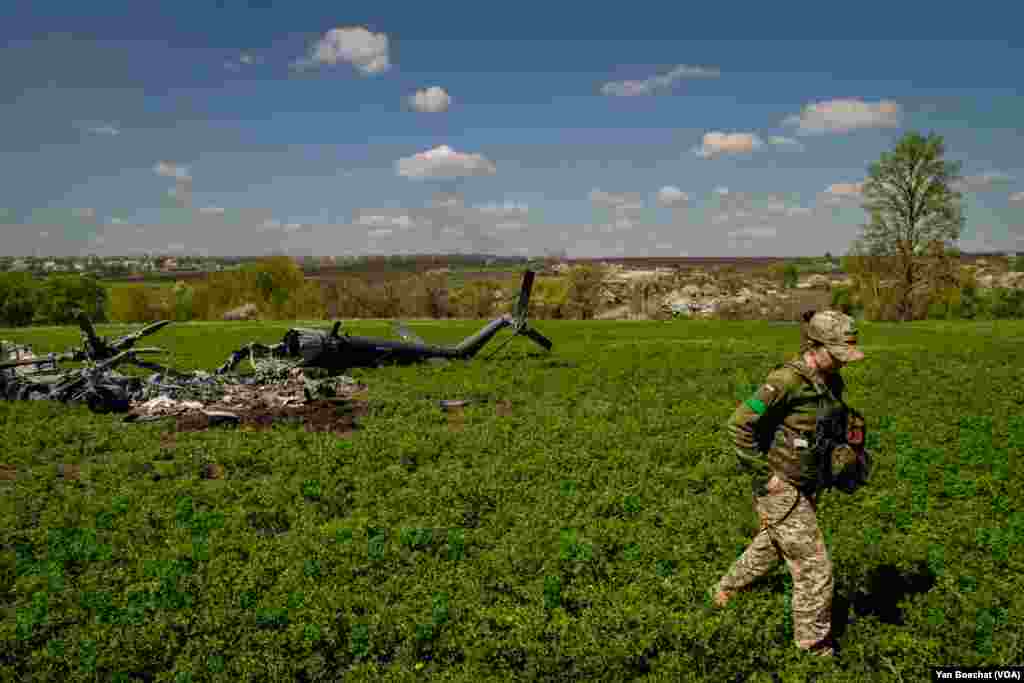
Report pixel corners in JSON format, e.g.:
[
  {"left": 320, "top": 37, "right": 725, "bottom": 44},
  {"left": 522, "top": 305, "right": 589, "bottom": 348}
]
[{"left": 2, "top": 318, "right": 1021, "bottom": 680}]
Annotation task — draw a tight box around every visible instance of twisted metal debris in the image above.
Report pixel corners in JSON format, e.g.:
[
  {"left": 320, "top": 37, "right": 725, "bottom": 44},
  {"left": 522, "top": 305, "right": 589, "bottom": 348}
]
[{"left": 1, "top": 314, "right": 364, "bottom": 420}]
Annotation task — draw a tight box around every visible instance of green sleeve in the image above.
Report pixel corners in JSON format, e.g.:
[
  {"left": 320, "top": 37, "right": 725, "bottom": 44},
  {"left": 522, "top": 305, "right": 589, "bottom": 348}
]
[{"left": 727, "top": 369, "right": 794, "bottom": 470}]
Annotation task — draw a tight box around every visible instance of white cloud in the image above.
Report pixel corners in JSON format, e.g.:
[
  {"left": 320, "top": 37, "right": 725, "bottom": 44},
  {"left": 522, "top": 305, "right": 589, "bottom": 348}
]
[
  {"left": 355, "top": 213, "right": 416, "bottom": 229},
  {"left": 768, "top": 135, "right": 804, "bottom": 151},
  {"left": 86, "top": 124, "right": 120, "bottom": 136},
  {"left": 408, "top": 86, "right": 451, "bottom": 113},
  {"left": 284, "top": 222, "right": 302, "bottom": 232},
  {"left": 198, "top": 206, "right": 226, "bottom": 216},
  {"left": 589, "top": 189, "right": 643, "bottom": 211},
  {"left": 600, "top": 64, "right": 720, "bottom": 96},
  {"left": 295, "top": 26, "right": 391, "bottom": 75},
  {"left": 714, "top": 186, "right": 730, "bottom": 196},
  {"left": 474, "top": 201, "right": 529, "bottom": 217},
  {"left": 782, "top": 98, "right": 901, "bottom": 135},
  {"left": 1010, "top": 191, "right": 1024, "bottom": 202},
  {"left": 826, "top": 182, "right": 864, "bottom": 197},
  {"left": 396, "top": 145, "right": 497, "bottom": 180},
  {"left": 427, "top": 193, "right": 463, "bottom": 209},
  {"left": 154, "top": 162, "right": 191, "bottom": 182},
  {"left": 953, "top": 172, "right": 1015, "bottom": 192},
  {"left": 656, "top": 186, "right": 690, "bottom": 208},
  {"left": 262, "top": 218, "right": 282, "bottom": 229},
  {"left": 694, "top": 132, "right": 763, "bottom": 158},
  {"left": 367, "top": 228, "right": 393, "bottom": 238}
]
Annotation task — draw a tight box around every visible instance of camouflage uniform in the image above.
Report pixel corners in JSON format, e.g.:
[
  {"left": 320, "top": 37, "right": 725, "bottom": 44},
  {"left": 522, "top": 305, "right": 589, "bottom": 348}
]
[{"left": 712, "top": 311, "right": 866, "bottom": 657}]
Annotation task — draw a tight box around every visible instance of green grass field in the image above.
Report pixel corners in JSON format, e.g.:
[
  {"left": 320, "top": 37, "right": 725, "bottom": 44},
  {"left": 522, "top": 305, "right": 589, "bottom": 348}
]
[{"left": 2, "top": 319, "right": 1023, "bottom": 681}]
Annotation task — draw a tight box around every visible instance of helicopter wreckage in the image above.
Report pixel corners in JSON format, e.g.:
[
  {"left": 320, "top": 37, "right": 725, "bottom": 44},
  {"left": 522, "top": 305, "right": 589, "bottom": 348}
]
[{"left": 0, "top": 271, "right": 552, "bottom": 432}]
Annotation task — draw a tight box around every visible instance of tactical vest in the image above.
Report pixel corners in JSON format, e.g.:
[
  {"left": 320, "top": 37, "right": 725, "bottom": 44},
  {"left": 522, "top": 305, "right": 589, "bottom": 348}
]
[{"left": 762, "top": 360, "right": 868, "bottom": 494}]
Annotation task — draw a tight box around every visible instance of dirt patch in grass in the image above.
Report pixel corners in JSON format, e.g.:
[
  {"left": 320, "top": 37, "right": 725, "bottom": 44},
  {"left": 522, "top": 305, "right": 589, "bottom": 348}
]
[{"left": 172, "top": 399, "right": 369, "bottom": 437}]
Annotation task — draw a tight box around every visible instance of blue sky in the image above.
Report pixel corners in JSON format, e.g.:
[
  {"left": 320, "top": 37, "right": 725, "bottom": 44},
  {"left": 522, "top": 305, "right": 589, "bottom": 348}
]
[{"left": 1, "top": 1, "right": 1022, "bottom": 257}]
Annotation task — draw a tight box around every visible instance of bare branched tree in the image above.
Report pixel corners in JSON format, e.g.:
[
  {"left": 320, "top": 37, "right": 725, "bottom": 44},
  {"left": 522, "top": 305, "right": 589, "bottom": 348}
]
[{"left": 859, "top": 131, "right": 966, "bottom": 320}]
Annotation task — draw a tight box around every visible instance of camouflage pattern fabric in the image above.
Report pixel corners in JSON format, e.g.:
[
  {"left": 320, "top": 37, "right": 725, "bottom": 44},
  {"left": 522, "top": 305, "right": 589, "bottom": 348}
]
[
  {"left": 804, "top": 310, "right": 864, "bottom": 363},
  {"left": 719, "top": 349, "right": 858, "bottom": 657},
  {"left": 714, "top": 475, "right": 834, "bottom": 653},
  {"left": 728, "top": 355, "right": 846, "bottom": 497}
]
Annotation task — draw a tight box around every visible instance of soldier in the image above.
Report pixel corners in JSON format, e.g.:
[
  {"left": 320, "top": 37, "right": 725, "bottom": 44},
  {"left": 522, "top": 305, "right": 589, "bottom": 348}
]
[{"left": 710, "top": 309, "right": 868, "bottom": 658}]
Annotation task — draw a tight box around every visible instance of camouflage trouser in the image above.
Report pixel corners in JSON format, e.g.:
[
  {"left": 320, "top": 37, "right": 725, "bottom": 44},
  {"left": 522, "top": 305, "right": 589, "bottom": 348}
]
[{"left": 714, "top": 474, "right": 834, "bottom": 650}]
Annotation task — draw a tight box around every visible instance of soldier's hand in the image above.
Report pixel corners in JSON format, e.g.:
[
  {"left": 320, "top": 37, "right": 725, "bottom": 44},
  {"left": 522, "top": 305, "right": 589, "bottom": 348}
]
[
  {"left": 832, "top": 445, "right": 871, "bottom": 493},
  {"left": 830, "top": 444, "right": 859, "bottom": 474}
]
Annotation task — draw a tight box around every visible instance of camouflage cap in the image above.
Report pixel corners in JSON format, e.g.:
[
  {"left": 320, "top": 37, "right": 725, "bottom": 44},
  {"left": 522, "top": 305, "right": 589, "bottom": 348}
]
[{"left": 806, "top": 310, "right": 865, "bottom": 362}]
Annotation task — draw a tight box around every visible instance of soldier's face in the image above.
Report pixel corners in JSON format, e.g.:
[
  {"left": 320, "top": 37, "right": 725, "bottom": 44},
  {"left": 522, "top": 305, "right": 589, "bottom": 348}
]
[{"left": 815, "top": 347, "right": 843, "bottom": 374}]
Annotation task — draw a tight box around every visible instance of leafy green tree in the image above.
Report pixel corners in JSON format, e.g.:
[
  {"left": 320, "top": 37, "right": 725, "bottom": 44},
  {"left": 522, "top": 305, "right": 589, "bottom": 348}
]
[
  {"left": 36, "top": 275, "right": 108, "bottom": 324},
  {"left": 0, "top": 272, "right": 41, "bottom": 326},
  {"left": 858, "top": 131, "right": 966, "bottom": 321},
  {"left": 782, "top": 263, "right": 799, "bottom": 289}
]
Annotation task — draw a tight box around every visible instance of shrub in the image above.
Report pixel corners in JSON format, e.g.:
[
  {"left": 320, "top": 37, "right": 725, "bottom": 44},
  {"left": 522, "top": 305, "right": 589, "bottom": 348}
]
[
  {"left": 782, "top": 264, "right": 799, "bottom": 290},
  {"left": 829, "top": 286, "right": 861, "bottom": 316},
  {"left": 34, "top": 275, "right": 108, "bottom": 324},
  {"left": 565, "top": 265, "right": 607, "bottom": 320},
  {"left": 985, "top": 288, "right": 1024, "bottom": 319},
  {"left": 448, "top": 280, "right": 504, "bottom": 319},
  {"left": 172, "top": 281, "right": 195, "bottom": 322},
  {"left": 0, "top": 272, "right": 41, "bottom": 326}
]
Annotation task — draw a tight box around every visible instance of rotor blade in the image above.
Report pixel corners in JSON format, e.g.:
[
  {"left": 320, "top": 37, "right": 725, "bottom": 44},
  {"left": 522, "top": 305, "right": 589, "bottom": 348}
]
[
  {"left": 126, "top": 347, "right": 166, "bottom": 355},
  {"left": 513, "top": 270, "right": 535, "bottom": 324},
  {"left": 76, "top": 311, "right": 101, "bottom": 344},
  {"left": 134, "top": 320, "right": 172, "bottom": 339},
  {"left": 519, "top": 326, "right": 553, "bottom": 351},
  {"left": 111, "top": 320, "right": 171, "bottom": 350}
]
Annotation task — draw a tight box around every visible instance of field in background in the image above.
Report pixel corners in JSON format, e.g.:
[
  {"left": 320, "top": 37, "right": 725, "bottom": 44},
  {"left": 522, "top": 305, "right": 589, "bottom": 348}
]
[{"left": 2, "top": 319, "right": 1023, "bottom": 681}]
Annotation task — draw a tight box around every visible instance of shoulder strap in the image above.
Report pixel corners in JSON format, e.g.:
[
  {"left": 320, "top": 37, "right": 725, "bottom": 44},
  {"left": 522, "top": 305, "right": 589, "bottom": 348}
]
[{"left": 781, "top": 360, "right": 842, "bottom": 410}]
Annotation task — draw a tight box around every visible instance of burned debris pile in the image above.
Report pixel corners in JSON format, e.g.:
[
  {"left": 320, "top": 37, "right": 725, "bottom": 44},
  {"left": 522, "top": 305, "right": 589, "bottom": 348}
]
[
  {"left": 1, "top": 270, "right": 551, "bottom": 433},
  {"left": 1, "top": 313, "right": 368, "bottom": 433}
]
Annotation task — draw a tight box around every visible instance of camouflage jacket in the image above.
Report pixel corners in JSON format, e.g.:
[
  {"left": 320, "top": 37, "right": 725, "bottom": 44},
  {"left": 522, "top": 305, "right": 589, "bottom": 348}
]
[{"left": 727, "top": 355, "right": 846, "bottom": 496}]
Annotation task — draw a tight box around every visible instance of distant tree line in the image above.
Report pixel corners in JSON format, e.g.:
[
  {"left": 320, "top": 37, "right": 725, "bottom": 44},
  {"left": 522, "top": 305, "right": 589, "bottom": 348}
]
[
  {"left": 3, "top": 251, "right": 1023, "bottom": 328},
  {"left": 0, "top": 272, "right": 108, "bottom": 327}
]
